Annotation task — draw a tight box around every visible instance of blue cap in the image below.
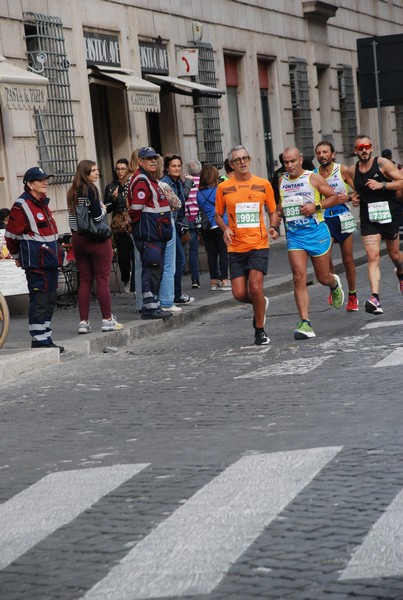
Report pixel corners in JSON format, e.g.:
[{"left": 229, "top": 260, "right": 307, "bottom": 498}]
[
  {"left": 23, "top": 167, "right": 52, "bottom": 184},
  {"left": 138, "top": 147, "right": 158, "bottom": 159},
  {"left": 381, "top": 148, "right": 392, "bottom": 158}
]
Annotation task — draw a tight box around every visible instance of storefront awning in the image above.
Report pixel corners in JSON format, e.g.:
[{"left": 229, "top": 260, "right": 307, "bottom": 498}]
[
  {"left": 144, "top": 74, "right": 226, "bottom": 98},
  {"left": 88, "top": 66, "right": 161, "bottom": 113},
  {"left": 0, "top": 55, "right": 48, "bottom": 110}
]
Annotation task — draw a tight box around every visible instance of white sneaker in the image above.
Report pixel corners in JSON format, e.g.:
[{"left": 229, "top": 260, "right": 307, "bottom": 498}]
[
  {"left": 161, "top": 305, "right": 182, "bottom": 313},
  {"left": 123, "top": 283, "right": 131, "bottom": 294},
  {"left": 218, "top": 280, "right": 232, "bottom": 290},
  {"left": 78, "top": 320, "right": 91, "bottom": 334},
  {"left": 101, "top": 315, "right": 123, "bottom": 331}
]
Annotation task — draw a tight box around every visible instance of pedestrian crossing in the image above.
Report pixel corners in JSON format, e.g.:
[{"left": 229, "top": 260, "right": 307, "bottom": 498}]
[
  {"left": 82, "top": 447, "right": 340, "bottom": 599},
  {"left": 0, "top": 447, "right": 402, "bottom": 599}
]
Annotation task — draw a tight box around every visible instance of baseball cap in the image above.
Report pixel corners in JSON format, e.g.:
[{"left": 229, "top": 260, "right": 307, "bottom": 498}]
[
  {"left": 138, "top": 147, "right": 158, "bottom": 159},
  {"left": 23, "top": 167, "right": 52, "bottom": 184},
  {"left": 381, "top": 148, "right": 392, "bottom": 158}
]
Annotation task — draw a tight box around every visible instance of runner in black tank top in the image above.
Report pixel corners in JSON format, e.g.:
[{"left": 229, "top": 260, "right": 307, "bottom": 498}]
[
  {"left": 354, "top": 158, "right": 401, "bottom": 228},
  {"left": 348, "top": 134, "right": 403, "bottom": 315}
]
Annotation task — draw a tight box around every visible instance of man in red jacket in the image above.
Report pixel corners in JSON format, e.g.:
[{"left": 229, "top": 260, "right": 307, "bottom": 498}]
[
  {"left": 128, "top": 147, "right": 173, "bottom": 320},
  {"left": 5, "top": 167, "right": 64, "bottom": 352}
]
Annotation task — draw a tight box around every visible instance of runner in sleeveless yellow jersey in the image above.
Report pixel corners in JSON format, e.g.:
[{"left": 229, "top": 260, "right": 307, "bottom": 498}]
[
  {"left": 280, "top": 146, "right": 345, "bottom": 340},
  {"left": 215, "top": 145, "right": 280, "bottom": 346}
]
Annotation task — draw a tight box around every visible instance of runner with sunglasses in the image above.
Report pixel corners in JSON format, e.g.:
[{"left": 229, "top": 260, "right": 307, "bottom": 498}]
[{"left": 348, "top": 134, "right": 403, "bottom": 314}]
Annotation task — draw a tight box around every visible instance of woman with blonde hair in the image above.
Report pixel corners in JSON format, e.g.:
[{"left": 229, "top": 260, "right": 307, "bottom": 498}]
[{"left": 67, "top": 159, "right": 123, "bottom": 333}]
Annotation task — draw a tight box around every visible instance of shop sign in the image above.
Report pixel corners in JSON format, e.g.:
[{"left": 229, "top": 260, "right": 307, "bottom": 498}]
[
  {"left": 0, "top": 83, "right": 47, "bottom": 110},
  {"left": 139, "top": 42, "right": 169, "bottom": 75},
  {"left": 84, "top": 31, "right": 121, "bottom": 67},
  {"left": 127, "top": 90, "right": 160, "bottom": 113}
]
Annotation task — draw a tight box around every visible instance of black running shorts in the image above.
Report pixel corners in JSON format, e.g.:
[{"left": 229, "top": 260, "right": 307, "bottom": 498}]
[{"left": 229, "top": 248, "right": 269, "bottom": 279}]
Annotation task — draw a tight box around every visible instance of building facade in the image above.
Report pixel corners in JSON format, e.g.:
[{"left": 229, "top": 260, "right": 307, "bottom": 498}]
[{"left": 0, "top": 0, "right": 402, "bottom": 232}]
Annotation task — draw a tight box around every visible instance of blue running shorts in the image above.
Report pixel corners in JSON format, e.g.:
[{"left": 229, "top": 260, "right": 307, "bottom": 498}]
[{"left": 286, "top": 221, "right": 331, "bottom": 257}]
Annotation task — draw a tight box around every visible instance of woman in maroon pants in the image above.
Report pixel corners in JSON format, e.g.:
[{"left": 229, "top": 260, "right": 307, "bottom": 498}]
[{"left": 67, "top": 160, "right": 123, "bottom": 334}]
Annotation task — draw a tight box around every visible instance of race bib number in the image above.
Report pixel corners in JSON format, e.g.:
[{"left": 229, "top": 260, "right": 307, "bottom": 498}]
[
  {"left": 368, "top": 201, "right": 392, "bottom": 224},
  {"left": 282, "top": 195, "right": 303, "bottom": 221},
  {"left": 235, "top": 202, "right": 260, "bottom": 228},
  {"left": 339, "top": 210, "right": 356, "bottom": 233}
]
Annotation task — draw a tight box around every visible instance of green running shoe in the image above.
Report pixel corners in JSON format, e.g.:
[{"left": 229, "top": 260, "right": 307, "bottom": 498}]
[
  {"left": 331, "top": 274, "right": 344, "bottom": 309},
  {"left": 293, "top": 321, "right": 316, "bottom": 340}
]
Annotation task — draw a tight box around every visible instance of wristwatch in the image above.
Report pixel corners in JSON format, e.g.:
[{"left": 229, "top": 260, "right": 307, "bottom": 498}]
[{"left": 382, "top": 181, "right": 387, "bottom": 190}]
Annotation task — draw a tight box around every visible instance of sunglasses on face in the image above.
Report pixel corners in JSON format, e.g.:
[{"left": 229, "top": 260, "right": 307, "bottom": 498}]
[
  {"left": 355, "top": 143, "right": 372, "bottom": 151},
  {"left": 231, "top": 155, "right": 250, "bottom": 164}
]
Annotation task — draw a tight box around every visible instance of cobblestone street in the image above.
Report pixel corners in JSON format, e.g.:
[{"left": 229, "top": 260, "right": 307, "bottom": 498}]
[{"left": 0, "top": 258, "right": 403, "bottom": 599}]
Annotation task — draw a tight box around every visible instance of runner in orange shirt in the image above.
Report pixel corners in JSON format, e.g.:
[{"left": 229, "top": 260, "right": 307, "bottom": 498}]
[{"left": 215, "top": 145, "right": 280, "bottom": 345}]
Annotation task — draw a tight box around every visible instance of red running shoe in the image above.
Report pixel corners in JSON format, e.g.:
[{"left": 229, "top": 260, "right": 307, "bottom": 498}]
[
  {"left": 346, "top": 294, "right": 359, "bottom": 311},
  {"left": 395, "top": 268, "right": 403, "bottom": 294}
]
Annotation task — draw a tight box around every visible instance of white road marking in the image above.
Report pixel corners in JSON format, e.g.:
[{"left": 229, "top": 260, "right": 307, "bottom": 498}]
[
  {"left": 373, "top": 347, "right": 403, "bottom": 367},
  {"left": 82, "top": 447, "right": 342, "bottom": 600},
  {"left": 339, "top": 488, "right": 403, "bottom": 579},
  {"left": 0, "top": 463, "right": 147, "bottom": 570},
  {"left": 235, "top": 356, "right": 330, "bottom": 378},
  {"left": 361, "top": 320, "right": 403, "bottom": 330},
  {"left": 315, "top": 335, "right": 369, "bottom": 350}
]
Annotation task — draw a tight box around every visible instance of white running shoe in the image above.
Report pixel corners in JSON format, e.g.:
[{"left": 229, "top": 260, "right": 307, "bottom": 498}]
[
  {"left": 123, "top": 283, "right": 131, "bottom": 294},
  {"left": 161, "top": 305, "right": 182, "bottom": 313},
  {"left": 101, "top": 315, "right": 123, "bottom": 331},
  {"left": 78, "top": 321, "right": 91, "bottom": 334}
]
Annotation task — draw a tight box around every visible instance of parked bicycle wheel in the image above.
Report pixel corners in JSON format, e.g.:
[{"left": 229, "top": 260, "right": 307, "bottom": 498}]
[{"left": 0, "top": 291, "right": 10, "bottom": 348}]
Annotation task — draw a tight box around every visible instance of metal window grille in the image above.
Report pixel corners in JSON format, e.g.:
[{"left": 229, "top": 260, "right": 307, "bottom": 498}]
[
  {"left": 395, "top": 105, "right": 403, "bottom": 151},
  {"left": 24, "top": 12, "right": 77, "bottom": 184},
  {"left": 289, "top": 59, "right": 314, "bottom": 159},
  {"left": 337, "top": 66, "right": 358, "bottom": 156},
  {"left": 189, "top": 42, "right": 223, "bottom": 168}
]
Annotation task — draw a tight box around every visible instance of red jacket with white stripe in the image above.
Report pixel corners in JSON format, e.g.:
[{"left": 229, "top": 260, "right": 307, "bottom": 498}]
[{"left": 5, "top": 191, "right": 60, "bottom": 270}]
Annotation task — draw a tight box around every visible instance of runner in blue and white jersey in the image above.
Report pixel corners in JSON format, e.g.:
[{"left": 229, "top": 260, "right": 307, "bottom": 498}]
[{"left": 315, "top": 141, "right": 359, "bottom": 312}]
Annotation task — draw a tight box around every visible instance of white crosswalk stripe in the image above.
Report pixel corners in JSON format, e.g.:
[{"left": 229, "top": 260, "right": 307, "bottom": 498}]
[
  {"left": 235, "top": 356, "right": 330, "bottom": 378},
  {"left": 339, "top": 488, "right": 403, "bottom": 580},
  {"left": 81, "top": 447, "right": 342, "bottom": 600},
  {"left": 0, "top": 463, "right": 148, "bottom": 570},
  {"left": 373, "top": 347, "right": 403, "bottom": 367},
  {"left": 361, "top": 320, "right": 403, "bottom": 330}
]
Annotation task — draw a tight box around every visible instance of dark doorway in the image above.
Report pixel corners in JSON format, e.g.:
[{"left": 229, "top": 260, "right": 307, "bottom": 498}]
[{"left": 260, "top": 89, "right": 274, "bottom": 180}]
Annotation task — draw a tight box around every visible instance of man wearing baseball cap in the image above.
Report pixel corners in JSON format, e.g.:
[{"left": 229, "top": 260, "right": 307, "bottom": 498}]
[
  {"left": 128, "top": 147, "right": 173, "bottom": 319},
  {"left": 5, "top": 166, "right": 65, "bottom": 351}
]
